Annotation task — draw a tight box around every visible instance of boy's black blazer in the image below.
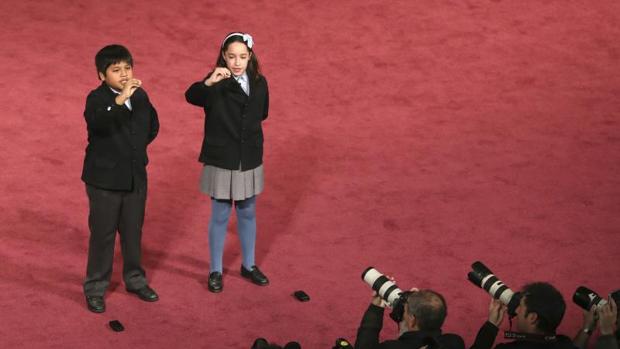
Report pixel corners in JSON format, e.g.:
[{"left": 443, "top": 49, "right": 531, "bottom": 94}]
[
  {"left": 185, "top": 74, "right": 269, "bottom": 171},
  {"left": 81, "top": 83, "right": 159, "bottom": 191}
]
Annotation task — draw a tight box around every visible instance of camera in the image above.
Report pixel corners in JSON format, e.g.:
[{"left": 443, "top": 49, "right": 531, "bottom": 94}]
[
  {"left": 573, "top": 286, "right": 620, "bottom": 311},
  {"left": 467, "top": 261, "right": 521, "bottom": 316},
  {"left": 362, "top": 267, "right": 411, "bottom": 322}
]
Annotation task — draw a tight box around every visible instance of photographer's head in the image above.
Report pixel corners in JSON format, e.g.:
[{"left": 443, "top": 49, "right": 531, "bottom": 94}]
[
  {"left": 401, "top": 290, "right": 447, "bottom": 333},
  {"left": 251, "top": 338, "right": 301, "bottom": 349},
  {"left": 515, "top": 282, "right": 566, "bottom": 335}
]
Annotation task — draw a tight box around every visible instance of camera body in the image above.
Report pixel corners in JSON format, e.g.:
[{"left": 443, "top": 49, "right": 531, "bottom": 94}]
[
  {"left": 361, "top": 267, "right": 410, "bottom": 323},
  {"left": 467, "top": 261, "right": 521, "bottom": 317}
]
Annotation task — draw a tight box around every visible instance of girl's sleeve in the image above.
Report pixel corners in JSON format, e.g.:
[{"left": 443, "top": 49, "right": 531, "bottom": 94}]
[
  {"left": 185, "top": 76, "right": 212, "bottom": 107},
  {"left": 262, "top": 79, "right": 269, "bottom": 120}
]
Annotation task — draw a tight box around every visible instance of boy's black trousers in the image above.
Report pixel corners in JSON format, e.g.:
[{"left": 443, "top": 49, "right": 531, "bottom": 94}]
[{"left": 83, "top": 179, "right": 149, "bottom": 297}]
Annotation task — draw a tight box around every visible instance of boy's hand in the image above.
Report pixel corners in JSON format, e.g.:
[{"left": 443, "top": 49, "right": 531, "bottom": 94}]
[
  {"left": 205, "top": 67, "right": 231, "bottom": 86},
  {"left": 115, "top": 78, "right": 141, "bottom": 105}
]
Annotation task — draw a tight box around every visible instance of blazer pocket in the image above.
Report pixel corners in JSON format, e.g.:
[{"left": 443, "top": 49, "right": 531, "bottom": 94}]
[
  {"left": 205, "top": 137, "right": 227, "bottom": 146},
  {"left": 94, "top": 156, "right": 117, "bottom": 169}
]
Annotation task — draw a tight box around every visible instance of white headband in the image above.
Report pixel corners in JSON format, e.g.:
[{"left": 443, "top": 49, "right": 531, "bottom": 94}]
[{"left": 222, "top": 32, "right": 254, "bottom": 49}]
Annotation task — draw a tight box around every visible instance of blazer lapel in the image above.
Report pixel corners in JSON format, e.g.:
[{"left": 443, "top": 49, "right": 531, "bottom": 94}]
[{"left": 224, "top": 77, "right": 249, "bottom": 103}]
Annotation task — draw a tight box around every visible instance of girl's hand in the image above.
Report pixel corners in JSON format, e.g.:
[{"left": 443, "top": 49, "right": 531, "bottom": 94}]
[{"left": 205, "top": 67, "right": 231, "bottom": 86}]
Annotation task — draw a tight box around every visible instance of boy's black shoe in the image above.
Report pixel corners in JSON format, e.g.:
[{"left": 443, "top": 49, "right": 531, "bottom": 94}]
[
  {"left": 126, "top": 285, "right": 159, "bottom": 302},
  {"left": 86, "top": 295, "right": 105, "bottom": 313},
  {"left": 241, "top": 265, "right": 269, "bottom": 286},
  {"left": 208, "top": 272, "right": 223, "bottom": 293}
]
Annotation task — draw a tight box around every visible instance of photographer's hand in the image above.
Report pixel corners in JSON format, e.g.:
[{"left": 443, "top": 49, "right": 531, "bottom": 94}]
[
  {"left": 487, "top": 299, "right": 506, "bottom": 327},
  {"left": 599, "top": 297, "right": 618, "bottom": 335},
  {"left": 583, "top": 306, "right": 597, "bottom": 332},
  {"left": 371, "top": 291, "right": 388, "bottom": 308},
  {"left": 371, "top": 276, "right": 413, "bottom": 309},
  {"left": 574, "top": 307, "right": 597, "bottom": 349}
]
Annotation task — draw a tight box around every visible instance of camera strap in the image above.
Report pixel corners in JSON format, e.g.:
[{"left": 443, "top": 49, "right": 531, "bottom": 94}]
[{"left": 504, "top": 331, "right": 557, "bottom": 342}]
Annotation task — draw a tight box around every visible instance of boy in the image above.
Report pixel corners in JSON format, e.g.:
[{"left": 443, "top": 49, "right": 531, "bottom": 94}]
[{"left": 81, "top": 44, "right": 159, "bottom": 313}]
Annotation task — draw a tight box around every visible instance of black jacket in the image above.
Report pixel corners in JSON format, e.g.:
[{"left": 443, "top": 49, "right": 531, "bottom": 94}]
[
  {"left": 470, "top": 321, "right": 578, "bottom": 349},
  {"left": 81, "top": 83, "right": 159, "bottom": 190},
  {"left": 595, "top": 332, "right": 619, "bottom": 349},
  {"left": 185, "top": 74, "right": 269, "bottom": 170},
  {"left": 355, "top": 304, "right": 465, "bottom": 349}
]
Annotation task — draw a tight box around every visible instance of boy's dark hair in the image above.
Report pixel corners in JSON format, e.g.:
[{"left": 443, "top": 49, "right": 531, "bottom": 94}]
[
  {"left": 95, "top": 44, "right": 133, "bottom": 77},
  {"left": 216, "top": 33, "right": 261, "bottom": 81},
  {"left": 522, "top": 282, "right": 566, "bottom": 334},
  {"left": 406, "top": 289, "right": 447, "bottom": 331}
]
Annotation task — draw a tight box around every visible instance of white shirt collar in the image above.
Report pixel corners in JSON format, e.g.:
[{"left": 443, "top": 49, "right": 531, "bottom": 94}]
[
  {"left": 234, "top": 72, "right": 248, "bottom": 82},
  {"left": 108, "top": 86, "right": 132, "bottom": 110}
]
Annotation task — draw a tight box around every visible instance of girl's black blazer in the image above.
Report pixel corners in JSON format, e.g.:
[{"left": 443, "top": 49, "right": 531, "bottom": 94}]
[{"left": 185, "top": 74, "right": 269, "bottom": 171}]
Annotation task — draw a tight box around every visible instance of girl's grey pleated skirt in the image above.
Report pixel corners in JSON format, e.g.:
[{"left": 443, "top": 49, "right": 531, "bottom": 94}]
[{"left": 200, "top": 164, "right": 264, "bottom": 201}]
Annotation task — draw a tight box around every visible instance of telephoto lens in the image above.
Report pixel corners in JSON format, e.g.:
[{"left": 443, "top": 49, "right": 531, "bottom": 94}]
[
  {"left": 573, "top": 286, "right": 608, "bottom": 310},
  {"left": 467, "top": 261, "right": 521, "bottom": 316},
  {"left": 361, "top": 267, "right": 410, "bottom": 322},
  {"left": 361, "top": 267, "right": 403, "bottom": 307}
]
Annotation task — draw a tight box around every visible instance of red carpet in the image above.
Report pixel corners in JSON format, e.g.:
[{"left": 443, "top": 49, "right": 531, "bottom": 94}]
[{"left": 1, "top": 1, "right": 619, "bottom": 348}]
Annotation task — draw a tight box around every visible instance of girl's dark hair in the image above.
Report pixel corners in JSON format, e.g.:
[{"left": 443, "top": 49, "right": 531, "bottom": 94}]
[
  {"left": 95, "top": 44, "right": 133, "bottom": 77},
  {"left": 216, "top": 33, "right": 261, "bottom": 81}
]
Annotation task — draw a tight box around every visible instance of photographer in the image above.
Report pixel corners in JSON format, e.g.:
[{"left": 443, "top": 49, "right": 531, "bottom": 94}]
[
  {"left": 355, "top": 288, "right": 465, "bottom": 349},
  {"left": 470, "top": 282, "right": 576, "bottom": 349},
  {"left": 251, "top": 338, "right": 302, "bottom": 349},
  {"left": 574, "top": 297, "right": 619, "bottom": 349}
]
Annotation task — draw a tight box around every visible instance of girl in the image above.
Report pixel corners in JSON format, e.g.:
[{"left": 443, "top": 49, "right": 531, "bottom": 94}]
[{"left": 185, "top": 32, "right": 269, "bottom": 293}]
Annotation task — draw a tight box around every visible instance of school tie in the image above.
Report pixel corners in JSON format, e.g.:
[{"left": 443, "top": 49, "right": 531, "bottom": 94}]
[{"left": 237, "top": 75, "right": 249, "bottom": 95}]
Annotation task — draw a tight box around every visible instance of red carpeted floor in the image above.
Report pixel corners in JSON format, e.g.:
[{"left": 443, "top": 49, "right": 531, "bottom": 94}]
[{"left": 1, "top": 0, "right": 619, "bottom": 348}]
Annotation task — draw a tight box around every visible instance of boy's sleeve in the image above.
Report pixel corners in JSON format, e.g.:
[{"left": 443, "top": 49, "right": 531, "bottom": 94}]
[
  {"left": 84, "top": 90, "right": 130, "bottom": 130},
  {"left": 148, "top": 102, "right": 159, "bottom": 144},
  {"left": 185, "top": 75, "right": 213, "bottom": 107},
  {"left": 139, "top": 89, "right": 159, "bottom": 144}
]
